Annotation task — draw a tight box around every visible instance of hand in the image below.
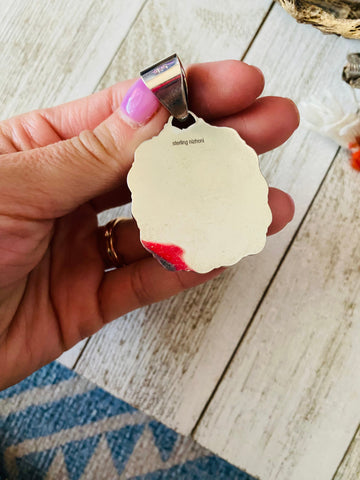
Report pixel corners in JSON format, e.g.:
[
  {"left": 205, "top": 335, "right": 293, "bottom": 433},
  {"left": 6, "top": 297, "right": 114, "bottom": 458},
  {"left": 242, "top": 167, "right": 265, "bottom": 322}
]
[{"left": 0, "top": 60, "right": 298, "bottom": 390}]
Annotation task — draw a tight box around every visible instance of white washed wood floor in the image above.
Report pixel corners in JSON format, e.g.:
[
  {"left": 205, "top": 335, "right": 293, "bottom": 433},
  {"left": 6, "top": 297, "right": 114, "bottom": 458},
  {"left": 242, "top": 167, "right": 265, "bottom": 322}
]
[{"left": 2, "top": 1, "right": 360, "bottom": 479}]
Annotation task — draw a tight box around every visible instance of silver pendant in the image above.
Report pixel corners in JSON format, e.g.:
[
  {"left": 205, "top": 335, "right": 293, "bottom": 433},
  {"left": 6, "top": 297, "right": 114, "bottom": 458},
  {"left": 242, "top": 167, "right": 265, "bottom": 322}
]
[{"left": 127, "top": 54, "right": 272, "bottom": 273}]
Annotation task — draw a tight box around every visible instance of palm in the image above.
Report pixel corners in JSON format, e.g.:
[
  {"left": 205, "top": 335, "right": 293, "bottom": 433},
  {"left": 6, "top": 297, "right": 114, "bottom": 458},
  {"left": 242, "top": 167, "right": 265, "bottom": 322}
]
[
  {"left": 49, "top": 204, "right": 104, "bottom": 347},
  {"left": 0, "top": 179, "right": 105, "bottom": 387}
]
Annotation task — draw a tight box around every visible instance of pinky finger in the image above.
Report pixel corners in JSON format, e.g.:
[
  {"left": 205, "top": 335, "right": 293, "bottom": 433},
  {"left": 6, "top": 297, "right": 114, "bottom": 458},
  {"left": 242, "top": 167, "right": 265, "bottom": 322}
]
[{"left": 99, "top": 258, "right": 224, "bottom": 323}]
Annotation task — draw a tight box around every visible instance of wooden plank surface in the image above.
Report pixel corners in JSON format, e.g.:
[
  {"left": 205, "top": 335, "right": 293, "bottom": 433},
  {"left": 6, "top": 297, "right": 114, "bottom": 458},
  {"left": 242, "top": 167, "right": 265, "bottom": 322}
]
[
  {"left": 57, "top": 339, "right": 88, "bottom": 369},
  {"left": 195, "top": 147, "right": 360, "bottom": 480},
  {"left": 0, "top": 0, "right": 144, "bottom": 117},
  {"left": 193, "top": 9, "right": 360, "bottom": 478},
  {"left": 73, "top": 2, "right": 358, "bottom": 442},
  {"left": 334, "top": 424, "right": 360, "bottom": 480}
]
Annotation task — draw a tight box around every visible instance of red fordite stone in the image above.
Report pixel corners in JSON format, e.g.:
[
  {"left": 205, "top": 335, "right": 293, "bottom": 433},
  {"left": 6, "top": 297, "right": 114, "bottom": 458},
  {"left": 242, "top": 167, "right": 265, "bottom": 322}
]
[{"left": 142, "top": 241, "right": 190, "bottom": 271}]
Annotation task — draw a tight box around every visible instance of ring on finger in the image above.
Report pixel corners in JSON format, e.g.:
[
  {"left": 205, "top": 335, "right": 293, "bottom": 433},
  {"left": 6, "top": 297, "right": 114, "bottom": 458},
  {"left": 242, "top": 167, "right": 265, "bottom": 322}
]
[{"left": 102, "top": 217, "right": 129, "bottom": 269}]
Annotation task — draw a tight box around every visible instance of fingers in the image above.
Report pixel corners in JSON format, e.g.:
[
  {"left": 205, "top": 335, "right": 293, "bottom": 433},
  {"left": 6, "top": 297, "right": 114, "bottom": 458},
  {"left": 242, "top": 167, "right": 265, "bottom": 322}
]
[
  {"left": 0, "top": 60, "right": 266, "bottom": 219},
  {"left": 97, "top": 187, "right": 295, "bottom": 322},
  {"left": 96, "top": 187, "right": 294, "bottom": 273},
  {"left": 90, "top": 95, "right": 298, "bottom": 215},
  {"left": 93, "top": 185, "right": 294, "bottom": 242},
  {"left": 267, "top": 187, "right": 295, "bottom": 235},
  {"left": 187, "top": 61, "right": 264, "bottom": 120},
  {"left": 47, "top": 61, "right": 263, "bottom": 136},
  {"left": 90, "top": 183, "right": 131, "bottom": 213},
  {"left": 0, "top": 91, "right": 167, "bottom": 219},
  {"left": 91, "top": 95, "right": 299, "bottom": 214},
  {"left": 0, "top": 61, "right": 264, "bottom": 149},
  {"left": 99, "top": 257, "right": 224, "bottom": 322},
  {"left": 0, "top": 80, "right": 134, "bottom": 151},
  {"left": 214, "top": 96, "right": 300, "bottom": 154},
  {"left": 0, "top": 60, "right": 298, "bottom": 226}
]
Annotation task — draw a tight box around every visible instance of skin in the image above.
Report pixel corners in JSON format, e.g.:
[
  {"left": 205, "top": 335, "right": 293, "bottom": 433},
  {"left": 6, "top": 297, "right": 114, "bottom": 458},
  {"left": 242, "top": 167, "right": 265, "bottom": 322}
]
[{"left": 0, "top": 61, "right": 299, "bottom": 390}]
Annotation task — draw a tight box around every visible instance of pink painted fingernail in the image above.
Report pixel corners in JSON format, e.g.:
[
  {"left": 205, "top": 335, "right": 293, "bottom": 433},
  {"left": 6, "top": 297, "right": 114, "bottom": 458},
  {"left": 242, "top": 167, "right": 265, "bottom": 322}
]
[{"left": 120, "top": 78, "right": 160, "bottom": 126}]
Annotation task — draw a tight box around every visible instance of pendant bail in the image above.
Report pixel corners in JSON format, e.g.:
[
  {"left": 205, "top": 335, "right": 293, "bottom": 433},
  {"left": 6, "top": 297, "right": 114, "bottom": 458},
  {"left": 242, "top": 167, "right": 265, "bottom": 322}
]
[{"left": 140, "top": 53, "right": 189, "bottom": 121}]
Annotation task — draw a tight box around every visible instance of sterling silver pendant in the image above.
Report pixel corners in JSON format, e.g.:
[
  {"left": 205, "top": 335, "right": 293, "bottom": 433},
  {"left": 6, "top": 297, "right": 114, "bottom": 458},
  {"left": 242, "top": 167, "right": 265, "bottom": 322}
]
[{"left": 127, "top": 54, "right": 272, "bottom": 273}]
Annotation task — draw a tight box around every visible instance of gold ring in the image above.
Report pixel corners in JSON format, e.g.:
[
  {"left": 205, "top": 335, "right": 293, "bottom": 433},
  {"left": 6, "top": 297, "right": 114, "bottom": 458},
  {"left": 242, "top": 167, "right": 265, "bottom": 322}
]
[{"left": 103, "top": 217, "right": 127, "bottom": 269}]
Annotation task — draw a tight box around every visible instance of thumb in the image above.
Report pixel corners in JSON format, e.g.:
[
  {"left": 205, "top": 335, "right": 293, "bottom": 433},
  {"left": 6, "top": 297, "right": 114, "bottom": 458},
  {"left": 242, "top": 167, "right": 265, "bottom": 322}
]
[{"left": 1, "top": 79, "right": 167, "bottom": 219}]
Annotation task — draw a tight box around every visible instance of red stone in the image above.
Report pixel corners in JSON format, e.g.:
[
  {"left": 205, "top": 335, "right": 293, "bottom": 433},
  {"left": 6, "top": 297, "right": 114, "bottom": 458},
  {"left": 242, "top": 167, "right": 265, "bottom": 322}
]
[{"left": 142, "top": 241, "right": 191, "bottom": 271}]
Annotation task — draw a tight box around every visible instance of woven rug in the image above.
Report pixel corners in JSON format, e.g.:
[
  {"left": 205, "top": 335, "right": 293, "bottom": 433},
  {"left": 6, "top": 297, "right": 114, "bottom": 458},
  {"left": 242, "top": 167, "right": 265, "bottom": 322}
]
[{"left": 0, "top": 362, "right": 254, "bottom": 479}]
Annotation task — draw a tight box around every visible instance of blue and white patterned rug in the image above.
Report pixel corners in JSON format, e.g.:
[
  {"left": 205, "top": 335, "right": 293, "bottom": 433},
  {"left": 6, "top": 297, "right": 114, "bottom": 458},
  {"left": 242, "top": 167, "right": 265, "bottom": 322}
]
[{"left": 0, "top": 362, "right": 254, "bottom": 479}]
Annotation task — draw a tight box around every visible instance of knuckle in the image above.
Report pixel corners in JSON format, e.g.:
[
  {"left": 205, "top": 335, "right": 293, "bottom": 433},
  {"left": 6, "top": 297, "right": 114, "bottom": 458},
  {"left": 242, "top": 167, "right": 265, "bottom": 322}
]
[
  {"left": 130, "top": 263, "right": 153, "bottom": 307},
  {"left": 174, "top": 270, "right": 188, "bottom": 291},
  {"left": 75, "top": 129, "right": 119, "bottom": 173}
]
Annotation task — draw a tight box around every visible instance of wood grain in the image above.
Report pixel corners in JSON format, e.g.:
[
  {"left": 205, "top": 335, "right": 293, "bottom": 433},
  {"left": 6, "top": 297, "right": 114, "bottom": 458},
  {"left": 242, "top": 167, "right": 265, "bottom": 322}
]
[
  {"left": 73, "top": 2, "right": 357, "bottom": 440},
  {"left": 0, "top": 0, "right": 144, "bottom": 118},
  {"left": 193, "top": 8, "right": 360, "bottom": 478},
  {"left": 334, "top": 424, "right": 360, "bottom": 480},
  {"left": 94, "top": 0, "right": 274, "bottom": 83},
  {"left": 57, "top": 339, "right": 88, "bottom": 369},
  {"left": 194, "top": 149, "right": 360, "bottom": 476}
]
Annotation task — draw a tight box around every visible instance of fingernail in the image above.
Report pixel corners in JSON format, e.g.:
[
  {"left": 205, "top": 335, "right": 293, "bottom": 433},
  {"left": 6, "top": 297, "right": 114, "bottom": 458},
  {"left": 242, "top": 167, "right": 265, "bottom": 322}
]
[{"left": 120, "top": 78, "right": 160, "bottom": 126}]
